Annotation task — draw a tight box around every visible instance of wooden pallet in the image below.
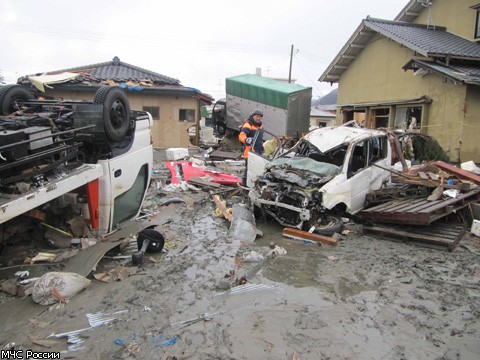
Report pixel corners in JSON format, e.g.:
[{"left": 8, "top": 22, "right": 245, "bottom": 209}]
[
  {"left": 359, "top": 188, "right": 480, "bottom": 225},
  {"left": 363, "top": 223, "right": 467, "bottom": 251}
]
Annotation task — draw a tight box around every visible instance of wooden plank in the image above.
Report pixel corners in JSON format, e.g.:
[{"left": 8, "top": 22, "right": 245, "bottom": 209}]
[
  {"left": 363, "top": 197, "right": 426, "bottom": 212},
  {"left": 282, "top": 227, "right": 337, "bottom": 246},
  {"left": 434, "top": 161, "right": 480, "bottom": 185},
  {"left": 363, "top": 224, "right": 466, "bottom": 251},
  {"left": 418, "top": 172, "right": 429, "bottom": 180}
]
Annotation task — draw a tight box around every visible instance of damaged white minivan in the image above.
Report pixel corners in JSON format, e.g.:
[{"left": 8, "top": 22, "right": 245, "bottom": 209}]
[{"left": 247, "top": 122, "right": 392, "bottom": 235}]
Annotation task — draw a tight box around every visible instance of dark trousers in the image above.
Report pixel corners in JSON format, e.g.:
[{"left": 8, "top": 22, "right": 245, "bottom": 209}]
[{"left": 242, "top": 158, "right": 248, "bottom": 186}]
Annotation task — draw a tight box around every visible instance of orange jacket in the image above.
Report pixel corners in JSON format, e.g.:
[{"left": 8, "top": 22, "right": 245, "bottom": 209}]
[{"left": 239, "top": 120, "right": 264, "bottom": 158}]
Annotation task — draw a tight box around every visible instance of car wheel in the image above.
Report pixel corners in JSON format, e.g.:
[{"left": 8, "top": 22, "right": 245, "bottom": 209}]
[
  {"left": 310, "top": 215, "right": 343, "bottom": 236},
  {"left": 93, "top": 86, "right": 131, "bottom": 142},
  {"left": 0, "top": 85, "right": 34, "bottom": 115}
]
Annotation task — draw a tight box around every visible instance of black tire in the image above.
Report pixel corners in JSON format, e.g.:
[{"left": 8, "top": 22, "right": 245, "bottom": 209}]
[
  {"left": 0, "top": 85, "right": 34, "bottom": 115},
  {"left": 93, "top": 86, "right": 131, "bottom": 142},
  {"left": 137, "top": 228, "right": 165, "bottom": 253},
  {"left": 310, "top": 215, "right": 343, "bottom": 236}
]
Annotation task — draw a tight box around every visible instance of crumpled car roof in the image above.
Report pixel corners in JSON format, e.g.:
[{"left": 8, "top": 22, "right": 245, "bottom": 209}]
[{"left": 303, "top": 126, "right": 386, "bottom": 153}]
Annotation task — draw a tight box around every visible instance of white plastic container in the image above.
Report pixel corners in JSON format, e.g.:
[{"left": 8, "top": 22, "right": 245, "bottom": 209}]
[
  {"left": 166, "top": 148, "right": 189, "bottom": 161},
  {"left": 471, "top": 219, "right": 480, "bottom": 237}
]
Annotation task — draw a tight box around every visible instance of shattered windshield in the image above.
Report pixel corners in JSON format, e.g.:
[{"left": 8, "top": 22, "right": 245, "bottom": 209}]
[
  {"left": 266, "top": 157, "right": 340, "bottom": 177},
  {"left": 269, "top": 138, "right": 347, "bottom": 177}
]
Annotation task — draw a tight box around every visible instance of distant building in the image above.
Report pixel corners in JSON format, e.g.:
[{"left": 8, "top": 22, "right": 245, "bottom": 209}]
[{"left": 310, "top": 88, "right": 337, "bottom": 128}]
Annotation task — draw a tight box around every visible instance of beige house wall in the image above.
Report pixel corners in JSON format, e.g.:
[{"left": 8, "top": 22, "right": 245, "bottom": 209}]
[
  {"left": 337, "top": 33, "right": 474, "bottom": 162},
  {"left": 127, "top": 93, "right": 198, "bottom": 148},
  {"left": 414, "top": 0, "right": 479, "bottom": 40},
  {"left": 338, "top": 34, "right": 423, "bottom": 103},
  {"left": 42, "top": 89, "right": 199, "bottom": 148}
]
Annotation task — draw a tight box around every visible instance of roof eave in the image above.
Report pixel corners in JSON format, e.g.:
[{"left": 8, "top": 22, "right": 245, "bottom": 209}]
[
  {"left": 44, "top": 83, "right": 198, "bottom": 96},
  {"left": 403, "top": 59, "right": 480, "bottom": 86},
  {"left": 319, "top": 20, "right": 374, "bottom": 83}
]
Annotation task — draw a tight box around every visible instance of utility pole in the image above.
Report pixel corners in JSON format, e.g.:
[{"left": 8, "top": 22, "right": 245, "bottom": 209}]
[{"left": 288, "top": 44, "right": 294, "bottom": 83}]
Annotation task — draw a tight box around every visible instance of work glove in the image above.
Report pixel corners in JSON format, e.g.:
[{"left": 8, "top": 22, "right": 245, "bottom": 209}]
[{"left": 245, "top": 137, "right": 253, "bottom": 145}]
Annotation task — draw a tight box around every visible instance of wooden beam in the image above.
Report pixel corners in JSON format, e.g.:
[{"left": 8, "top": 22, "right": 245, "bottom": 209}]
[
  {"left": 433, "top": 161, "right": 480, "bottom": 185},
  {"left": 282, "top": 228, "right": 337, "bottom": 246}
]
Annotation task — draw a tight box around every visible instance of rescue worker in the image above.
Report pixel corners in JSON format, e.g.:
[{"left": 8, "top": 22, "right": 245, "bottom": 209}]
[{"left": 239, "top": 109, "right": 265, "bottom": 186}]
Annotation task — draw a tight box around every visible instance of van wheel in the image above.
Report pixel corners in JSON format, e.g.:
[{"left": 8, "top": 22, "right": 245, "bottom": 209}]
[
  {"left": 93, "top": 86, "right": 131, "bottom": 142},
  {"left": 310, "top": 215, "right": 343, "bottom": 236},
  {"left": 0, "top": 85, "right": 34, "bottom": 115}
]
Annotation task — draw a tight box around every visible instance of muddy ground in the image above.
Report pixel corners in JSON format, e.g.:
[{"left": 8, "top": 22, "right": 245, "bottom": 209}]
[{"left": 0, "top": 150, "right": 479, "bottom": 360}]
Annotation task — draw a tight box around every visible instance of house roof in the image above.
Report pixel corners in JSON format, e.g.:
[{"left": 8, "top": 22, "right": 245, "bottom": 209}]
[
  {"left": 310, "top": 107, "right": 336, "bottom": 117},
  {"left": 39, "top": 56, "right": 180, "bottom": 85},
  {"left": 366, "top": 19, "right": 480, "bottom": 59},
  {"left": 319, "top": 18, "right": 480, "bottom": 83},
  {"left": 18, "top": 56, "right": 215, "bottom": 103},
  {"left": 403, "top": 59, "right": 480, "bottom": 85}
]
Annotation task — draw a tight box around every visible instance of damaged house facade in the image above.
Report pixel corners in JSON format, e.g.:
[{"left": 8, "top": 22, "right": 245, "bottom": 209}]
[
  {"left": 18, "top": 56, "right": 213, "bottom": 148},
  {"left": 319, "top": 0, "right": 480, "bottom": 163}
]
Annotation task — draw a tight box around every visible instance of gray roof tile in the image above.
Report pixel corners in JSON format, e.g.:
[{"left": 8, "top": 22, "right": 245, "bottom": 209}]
[
  {"left": 43, "top": 56, "right": 180, "bottom": 85},
  {"left": 365, "top": 19, "right": 480, "bottom": 59}
]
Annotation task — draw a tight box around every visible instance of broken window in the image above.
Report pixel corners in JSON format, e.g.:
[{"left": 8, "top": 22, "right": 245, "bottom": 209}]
[
  {"left": 347, "top": 136, "right": 387, "bottom": 178},
  {"left": 342, "top": 109, "right": 366, "bottom": 126},
  {"left": 348, "top": 141, "right": 368, "bottom": 176},
  {"left": 367, "top": 136, "right": 388, "bottom": 165},
  {"left": 112, "top": 164, "right": 149, "bottom": 228},
  {"left": 143, "top": 106, "right": 159, "bottom": 120},
  {"left": 394, "top": 106, "right": 421, "bottom": 130},
  {"left": 371, "top": 108, "right": 390, "bottom": 128},
  {"left": 179, "top": 109, "right": 195, "bottom": 122}
]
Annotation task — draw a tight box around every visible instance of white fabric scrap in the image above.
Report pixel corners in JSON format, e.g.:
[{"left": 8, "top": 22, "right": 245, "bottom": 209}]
[{"left": 28, "top": 72, "right": 80, "bottom": 92}]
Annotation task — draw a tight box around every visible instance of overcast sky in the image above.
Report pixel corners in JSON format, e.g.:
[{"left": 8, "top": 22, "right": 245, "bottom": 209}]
[{"left": 0, "top": 0, "right": 408, "bottom": 101}]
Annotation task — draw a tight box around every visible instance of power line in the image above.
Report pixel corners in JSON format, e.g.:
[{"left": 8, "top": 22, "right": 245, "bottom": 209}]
[
  {"left": 0, "top": 20, "right": 288, "bottom": 54},
  {"left": 293, "top": 53, "right": 325, "bottom": 96}
]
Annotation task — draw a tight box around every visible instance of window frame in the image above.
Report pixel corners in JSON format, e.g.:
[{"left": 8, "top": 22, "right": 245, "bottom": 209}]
[
  {"left": 475, "top": 8, "right": 480, "bottom": 39},
  {"left": 179, "top": 109, "right": 196, "bottom": 122},
  {"left": 142, "top": 106, "right": 160, "bottom": 120}
]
